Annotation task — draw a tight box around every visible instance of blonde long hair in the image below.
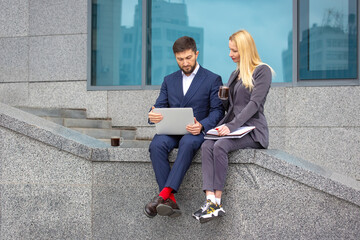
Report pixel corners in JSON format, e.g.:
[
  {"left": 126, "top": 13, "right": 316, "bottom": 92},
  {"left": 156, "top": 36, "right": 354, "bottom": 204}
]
[{"left": 229, "top": 30, "right": 273, "bottom": 90}]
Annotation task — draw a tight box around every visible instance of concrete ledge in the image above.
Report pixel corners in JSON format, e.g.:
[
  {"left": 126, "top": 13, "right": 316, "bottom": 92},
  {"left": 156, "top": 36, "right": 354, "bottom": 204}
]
[
  {"left": 0, "top": 102, "right": 108, "bottom": 160},
  {"left": 1, "top": 102, "right": 359, "bottom": 208},
  {"left": 1, "top": 102, "right": 360, "bottom": 239}
]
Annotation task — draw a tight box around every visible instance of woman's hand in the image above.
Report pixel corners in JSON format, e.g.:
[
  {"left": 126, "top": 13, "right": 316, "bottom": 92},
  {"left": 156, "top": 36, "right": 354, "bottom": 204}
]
[{"left": 216, "top": 125, "right": 230, "bottom": 136}]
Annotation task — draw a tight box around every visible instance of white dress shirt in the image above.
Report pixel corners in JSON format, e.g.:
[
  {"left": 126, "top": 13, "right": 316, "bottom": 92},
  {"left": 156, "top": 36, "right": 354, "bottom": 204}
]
[{"left": 182, "top": 63, "right": 199, "bottom": 96}]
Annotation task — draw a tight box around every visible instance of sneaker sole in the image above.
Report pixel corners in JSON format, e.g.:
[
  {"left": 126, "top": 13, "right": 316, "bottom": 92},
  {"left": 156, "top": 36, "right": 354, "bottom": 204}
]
[
  {"left": 199, "top": 211, "right": 225, "bottom": 224},
  {"left": 192, "top": 214, "right": 200, "bottom": 221},
  {"left": 156, "top": 204, "right": 182, "bottom": 218}
]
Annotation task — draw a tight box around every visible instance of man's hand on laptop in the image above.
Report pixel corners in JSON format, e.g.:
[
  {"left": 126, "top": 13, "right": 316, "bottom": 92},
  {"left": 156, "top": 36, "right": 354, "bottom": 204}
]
[
  {"left": 149, "top": 106, "right": 163, "bottom": 123},
  {"left": 186, "top": 117, "right": 203, "bottom": 135}
]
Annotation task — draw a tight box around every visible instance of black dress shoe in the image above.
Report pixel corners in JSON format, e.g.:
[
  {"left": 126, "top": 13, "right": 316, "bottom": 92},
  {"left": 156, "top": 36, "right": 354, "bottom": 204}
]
[
  {"left": 156, "top": 199, "right": 182, "bottom": 218},
  {"left": 144, "top": 196, "right": 164, "bottom": 218}
]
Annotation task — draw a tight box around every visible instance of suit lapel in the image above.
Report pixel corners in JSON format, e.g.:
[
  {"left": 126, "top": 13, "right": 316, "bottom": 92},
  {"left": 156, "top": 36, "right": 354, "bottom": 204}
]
[
  {"left": 180, "top": 66, "right": 206, "bottom": 107},
  {"left": 227, "top": 70, "right": 239, "bottom": 108},
  {"left": 227, "top": 70, "right": 239, "bottom": 88},
  {"left": 173, "top": 70, "right": 184, "bottom": 104}
]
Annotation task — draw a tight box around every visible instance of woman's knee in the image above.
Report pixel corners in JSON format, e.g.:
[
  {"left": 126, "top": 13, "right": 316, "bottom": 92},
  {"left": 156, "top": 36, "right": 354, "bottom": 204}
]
[
  {"left": 201, "top": 140, "right": 215, "bottom": 152},
  {"left": 213, "top": 141, "right": 229, "bottom": 156}
]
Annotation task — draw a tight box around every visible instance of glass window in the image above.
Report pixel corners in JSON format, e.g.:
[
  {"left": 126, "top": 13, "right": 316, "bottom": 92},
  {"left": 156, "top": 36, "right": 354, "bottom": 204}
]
[
  {"left": 299, "top": 0, "right": 357, "bottom": 80},
  {"left": 150, "top": 0, "right": 293, "bottom": 85},
  {"left": 91, "top": 0, "right": 142, "bottom": 86}
]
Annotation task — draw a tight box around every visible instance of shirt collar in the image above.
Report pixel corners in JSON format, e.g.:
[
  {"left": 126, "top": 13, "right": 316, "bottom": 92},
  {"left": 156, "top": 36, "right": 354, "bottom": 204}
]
[{"left": 182, "top": 62, "right": 200, "bottom": 77}]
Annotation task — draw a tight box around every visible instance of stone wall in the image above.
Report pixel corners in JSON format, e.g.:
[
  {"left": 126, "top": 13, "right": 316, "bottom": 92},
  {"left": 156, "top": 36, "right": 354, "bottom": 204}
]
[
  {"left": 1, "top": 103, "right": 360, "bottom": 239},
  {"left": 0, "top": 1, "right": 359, "bottom": 183},
  {"left": 1, "top": 126, "right": 93, "bottom": 239}
]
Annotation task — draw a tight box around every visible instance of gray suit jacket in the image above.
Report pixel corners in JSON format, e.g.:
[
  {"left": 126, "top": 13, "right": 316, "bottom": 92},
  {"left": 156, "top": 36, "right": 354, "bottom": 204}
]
[{"left": 218, "top": 64, "right": 272, "bottom": 148}]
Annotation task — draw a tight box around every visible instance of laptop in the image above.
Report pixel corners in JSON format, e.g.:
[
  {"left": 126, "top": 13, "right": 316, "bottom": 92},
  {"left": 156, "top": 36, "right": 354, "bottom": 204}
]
[{"left": 153, "top": 108, "right": 194, "bottom": 135}]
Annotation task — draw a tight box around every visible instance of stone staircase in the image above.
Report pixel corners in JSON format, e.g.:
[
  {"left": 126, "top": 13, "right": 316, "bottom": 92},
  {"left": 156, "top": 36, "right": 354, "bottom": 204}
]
[{"left": 15, "top": 106, "right": 151, "bottom": 148}]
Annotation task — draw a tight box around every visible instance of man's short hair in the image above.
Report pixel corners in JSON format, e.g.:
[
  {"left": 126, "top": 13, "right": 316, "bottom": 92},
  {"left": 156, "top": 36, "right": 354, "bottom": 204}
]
[{"left": 172, "top": 36, "right": 197, "bottom": 54}]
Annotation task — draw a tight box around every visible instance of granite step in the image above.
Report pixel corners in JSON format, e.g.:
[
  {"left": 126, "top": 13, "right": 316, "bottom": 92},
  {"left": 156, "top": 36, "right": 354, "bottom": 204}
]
[
  {"left": 64, "top": 118, "right": 112, "bottom": 129},
  {"left": 71, "top": 128, "right": 121, "bottom": 139},
  {"left": 99, "top": 139, "right": 151, "bottom": 148},
  {"left": 71, "top": 128, "right": 136, "bottom": 140},
  {"left": 16, "top": 106, "right": 87, "bottom": 119},
  {"left": 42, "top": 117, "right": 65, "bottom": 126},
  {"left": 38, "top": 117, "right": 113, "bottom": 129},
  {"left": 15, "top": 106, "right": 140, "bottom": 142}
]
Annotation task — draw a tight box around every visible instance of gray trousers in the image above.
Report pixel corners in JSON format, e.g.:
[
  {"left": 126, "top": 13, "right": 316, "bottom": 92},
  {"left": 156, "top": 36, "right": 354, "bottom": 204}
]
[{"left": 201, "top": 134, "right": 262, "bottom": 192}]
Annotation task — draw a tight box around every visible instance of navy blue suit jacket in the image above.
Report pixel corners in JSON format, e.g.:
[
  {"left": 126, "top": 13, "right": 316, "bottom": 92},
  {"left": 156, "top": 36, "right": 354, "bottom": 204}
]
[{"left": 152, "top": 66, "right": 224, "bottom": 133}]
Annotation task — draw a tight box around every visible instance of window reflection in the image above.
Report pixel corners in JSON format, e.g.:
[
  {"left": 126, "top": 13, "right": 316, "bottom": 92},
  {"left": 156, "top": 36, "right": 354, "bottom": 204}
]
[
  {"left": 91, "top": 0, "right": 142, "bottom": 86},
  {"left": 91, "top": 0, "right": 293, "bottom": 86},
  {"left": 299, "top": 0, "right": 357, "bottom": 80},
  {"left": 150, "top": 0, "right": 204, "bottom": 85},
  {"left": 151, "top": 0, "right": 292, "bottom": 84}
]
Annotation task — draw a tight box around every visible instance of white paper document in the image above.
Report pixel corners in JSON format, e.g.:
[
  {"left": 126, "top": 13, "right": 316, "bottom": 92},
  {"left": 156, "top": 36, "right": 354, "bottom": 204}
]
[{"left": 204, "top": 125, "right": 255, "bottom": 140}]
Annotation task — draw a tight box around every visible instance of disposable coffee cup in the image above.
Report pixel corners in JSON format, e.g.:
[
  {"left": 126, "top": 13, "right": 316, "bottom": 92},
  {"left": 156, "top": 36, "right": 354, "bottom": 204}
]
[
  {"left": 111, "top": 137, "right": 122, "bottom": 147},
  {"left": 218, "top": 86, "right": 229, "bottom": 100}
]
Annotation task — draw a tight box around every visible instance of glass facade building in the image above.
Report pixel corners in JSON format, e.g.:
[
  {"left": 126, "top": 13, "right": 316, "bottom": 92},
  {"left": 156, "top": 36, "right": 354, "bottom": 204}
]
[
  {"left": 89, "top": 0, "right": 358, "bottom": 89},
  {"left": 299, "top": 0, "right": 357, "bottom": 80}
]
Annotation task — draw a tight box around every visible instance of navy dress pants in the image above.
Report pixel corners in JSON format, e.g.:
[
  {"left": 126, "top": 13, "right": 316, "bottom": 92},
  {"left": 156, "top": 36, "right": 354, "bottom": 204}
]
[{"left": 149, "top": 133, "right": 204, "bottom": 192}]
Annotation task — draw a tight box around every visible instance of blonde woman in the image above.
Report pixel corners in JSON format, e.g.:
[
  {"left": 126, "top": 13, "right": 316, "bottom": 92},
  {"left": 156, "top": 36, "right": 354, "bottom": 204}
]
[{"left": 193, "top": 30, "right": 274, "bottom": 223}]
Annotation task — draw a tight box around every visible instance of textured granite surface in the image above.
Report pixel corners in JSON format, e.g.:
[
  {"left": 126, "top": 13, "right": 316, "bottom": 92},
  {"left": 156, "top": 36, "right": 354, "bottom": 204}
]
[
  {"left": 135, "top": 126, "right": 156, "bottom": 140},
  {"left": 108, "top": 90, "right": 160, "bottom": 127},
  {"left": 0, "top": 102, "right": 108, "bottom": 160},
  {"left": 29, "top": 0, "right": 87, "bottom": 35},
  {"left": 92, "top": 162, "right": 360, "bottom": 239},
  {"left": 0, "top": 82, "right": 29, "bottom": 106},
  {"left": 1, "top": 102, "right": 359, "bottom": 206},
  {"left": 1, "top": 184, "right": 92, "bottom": 239},
  {"left": 28, "top": 81, "right": 108, "bottom": 118},
  {"left": 2, "top": 102, "right": 360, "bottom": 239},
  {"left": 284, "top": 127, "right": 360, "bottom": 180},
  {"left": 1, "top": 126, "right": 92, "bottom": 240},
  {"left": 0, "top": 0, "right": 28, "bottom": 37},
  {"left": 1, "top": 128, "right": 92, "bottom": 184},
  {"left": 285, "top": 86, "right": 360, "bottom": 127},
  {"left": 0, "top": 37, "right": 28, "bottom": 82},
  {"left": 265, "top": 87, "right": 287, "bottom": 127},
  {"left": 29, "top": 35, "right": 87, "bottom": 82}
]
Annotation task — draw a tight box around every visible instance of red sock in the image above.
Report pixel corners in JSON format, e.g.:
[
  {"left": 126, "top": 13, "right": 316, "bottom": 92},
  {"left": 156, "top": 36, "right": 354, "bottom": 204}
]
[
  {"left": 159, "top": 187, "right": 173, "bottom": 200},
  {"left": 169, "top": 193, "right": 176, "bottom": 203}
]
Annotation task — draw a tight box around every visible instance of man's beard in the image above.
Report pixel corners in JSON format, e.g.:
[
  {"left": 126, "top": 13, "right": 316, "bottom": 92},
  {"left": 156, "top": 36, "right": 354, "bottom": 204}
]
[{"left": 179, "top": 63, "right": 196, "bottom": 75}]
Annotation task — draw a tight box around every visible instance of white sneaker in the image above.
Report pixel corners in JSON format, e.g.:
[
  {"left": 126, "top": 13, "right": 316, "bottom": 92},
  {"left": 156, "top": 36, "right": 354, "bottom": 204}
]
[
  {"left": 192, "top": 199, "right": 212, "bottom": 220},
  {"left": 199, "top": 202, "right": 225, "bottom": 223}
]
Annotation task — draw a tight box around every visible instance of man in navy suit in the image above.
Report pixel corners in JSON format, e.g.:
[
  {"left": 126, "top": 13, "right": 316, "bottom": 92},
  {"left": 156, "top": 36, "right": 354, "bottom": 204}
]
[{"left": 144, "top": 36, "right": 224, "bottom": 218}]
